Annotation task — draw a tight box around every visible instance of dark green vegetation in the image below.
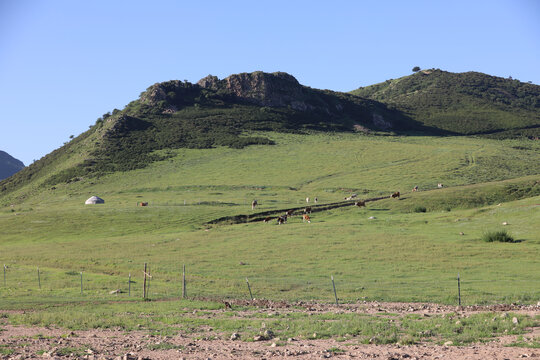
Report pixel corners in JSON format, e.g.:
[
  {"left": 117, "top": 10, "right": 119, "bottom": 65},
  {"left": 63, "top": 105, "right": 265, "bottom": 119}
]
[
  {"left": 482, "top": 230, "right": 516, "bottom": 243},
  {"left": 0, "top": 150, "right": 24, "bottom": 181},
  {"left": 351, "top": 69, "right": 540, "bottom": 138}
]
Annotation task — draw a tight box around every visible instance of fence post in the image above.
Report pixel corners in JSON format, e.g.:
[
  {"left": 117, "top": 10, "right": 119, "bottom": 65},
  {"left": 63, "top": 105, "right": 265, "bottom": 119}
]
[
  {"left": 331, "top": 275, "right": 338, "bottom": 306},
  {"left": 457, "top": 273, "right": 461, "bottom": 306},
  {"left": 143, "top": 263, "right": 147, "bottom": 299},
  {"left": 246, "top": 278, "right": 253, "bottom": 301},
  {"left": 3, "top": 264, "right": 6, "bottom": 286},
  {"left": 147, "top": 265, "right": 151, "bottom": 299},
  {"left": 80, "top": 272, "right": 83, "bottom": 295},
  {"left": 182, "top": 264, "right": 186, "bottom": 299},
  {"left": 128, "top": 273, "right": 131, "bottom": 296},
  {"left": 37, "top": 267, "right": 41, "bottom": 289}
]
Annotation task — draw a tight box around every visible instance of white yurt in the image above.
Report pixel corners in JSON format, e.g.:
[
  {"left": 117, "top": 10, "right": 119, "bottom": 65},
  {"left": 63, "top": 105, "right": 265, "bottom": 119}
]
[{"left": 85, "top": 196, "right": 105, "bottom": 205}]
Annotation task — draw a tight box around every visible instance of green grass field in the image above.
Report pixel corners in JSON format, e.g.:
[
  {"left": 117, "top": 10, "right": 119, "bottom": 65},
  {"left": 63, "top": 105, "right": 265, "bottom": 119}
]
[{"left": 1, "top": 132, "right": 539, "bottom": 309}]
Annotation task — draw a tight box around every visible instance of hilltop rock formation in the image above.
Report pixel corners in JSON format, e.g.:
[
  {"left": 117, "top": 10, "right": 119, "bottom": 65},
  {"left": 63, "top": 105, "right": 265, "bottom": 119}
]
[
  {"left": 0, "top": 151, "right": 24, "bottom": 180},
  {"left": 197, "top": 72, "right": 313, "bottom": 111}
]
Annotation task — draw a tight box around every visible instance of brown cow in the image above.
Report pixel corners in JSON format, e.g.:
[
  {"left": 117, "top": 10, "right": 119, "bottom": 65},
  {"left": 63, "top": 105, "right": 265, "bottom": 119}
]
[
  {"left": 286, "top": 209, "right": 294, "bottom": 216},
  {"left": 138, "top": 202, "right": 148, "bottom": 206},
  {"left": 263, "top": 217, "right": 272, "bottom": 223},
  {"left": 412, "top": 186, "right": 418, "bottom": 192},
  {"left": 252, "top": 200, "right": 258, "bottom": 210},
  {"left": 391, "top": 191, "right": 400, "bottom": 199},
  {"left": 302, "top": 214, "right": 311, "bottom": 223},
  {"left": 277, "top": 215, "right": 287, "bottom": 225},
  {"left": 304, "top": 206, "right": 312, "bottom": 214},
  {"left": 355, "top": 200, "right": 366, "bottom": 207}
]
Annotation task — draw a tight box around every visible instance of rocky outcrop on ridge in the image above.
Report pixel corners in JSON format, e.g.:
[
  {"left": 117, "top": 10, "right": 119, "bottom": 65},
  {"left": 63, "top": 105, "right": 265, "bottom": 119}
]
[{"left": 197, "top": 71, "right": 314, "bottom": 111}]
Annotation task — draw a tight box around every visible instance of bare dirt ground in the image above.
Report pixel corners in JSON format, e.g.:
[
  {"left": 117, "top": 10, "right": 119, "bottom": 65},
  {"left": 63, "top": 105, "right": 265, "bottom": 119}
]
[{"left": 1, "top": 301, "right": 538, "bottom": 360}]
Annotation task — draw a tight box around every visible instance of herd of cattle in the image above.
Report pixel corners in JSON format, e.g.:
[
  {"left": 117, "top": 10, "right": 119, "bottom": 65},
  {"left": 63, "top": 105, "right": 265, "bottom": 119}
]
[
  {"left": 256, "top": 190, "right": 402, "bottom": 225},
  {"left": 136, "top": 184, "right": 444, "bottom": 226},
  {"left": 253, "top": 184, "right": 445, "bottom": 225}
]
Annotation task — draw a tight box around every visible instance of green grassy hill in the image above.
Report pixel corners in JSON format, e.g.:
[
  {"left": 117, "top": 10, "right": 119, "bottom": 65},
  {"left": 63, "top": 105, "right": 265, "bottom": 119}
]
[
  {"left": 3, "top": 70, "right": 539, "bottom": 203},
  {"left": 0, "top": 71, "right": 423, "bottom": 201},
  {"left": 1, "top": 132, "right": 539, "bottom": 306},
  {"left": 350, "top": 69, "right": 540, "bottom": 137}
]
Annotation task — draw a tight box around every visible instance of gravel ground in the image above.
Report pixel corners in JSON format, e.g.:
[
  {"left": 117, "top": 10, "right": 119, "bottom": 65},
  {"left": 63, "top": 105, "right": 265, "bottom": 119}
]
[{"left": 1, "top": 301, "right": 538, "bottom": 360}]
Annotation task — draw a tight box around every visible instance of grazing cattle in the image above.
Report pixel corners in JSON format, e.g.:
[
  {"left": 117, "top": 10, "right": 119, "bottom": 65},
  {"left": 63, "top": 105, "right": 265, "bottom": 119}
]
[
  {"left": 391, "top": 191, "right": 400, "bottom": 199},
  {"left": 263, "top": 216, "right": 272, "bottom": 223},
  {"left": 306, "top": 197, "right": 310, "bottom": 203},
  {"left": 286, "top": 209, "right": 294, "bottom": 216},
  {"left": 138, "top": 202, "right": 148, "bottom": 206},
  {"left": 412, "top": 186, "right": 418, "bottom": 192},
  {"left": 277, "top": 215, "right": 287, "bottom": 225},
  {"left": 437, "top": 183, "right": 443, "bottom": 188},
  {"left": 355, "top": 200, "right": 366, "bottom": 207},
  {"left": 302, "top": 214, "right": 311, "bottom": 223},
  {"left": 252, "top": 200, "right": 258, "bottom": 210},
  {"left": 304, "top": 206, "right": 312, "bottom": 214},
  {"left": 314, "top": 197, "right": 318, "bottom": 203}
]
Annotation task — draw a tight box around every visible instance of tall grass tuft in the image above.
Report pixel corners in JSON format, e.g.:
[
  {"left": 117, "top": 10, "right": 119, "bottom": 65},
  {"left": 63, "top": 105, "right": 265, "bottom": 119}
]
[
  {"left": 414, "top": 206, "right": 427, "bottom": 213},
  {"left": 482, "top": 230, "right": 516, "bottom": 243}
]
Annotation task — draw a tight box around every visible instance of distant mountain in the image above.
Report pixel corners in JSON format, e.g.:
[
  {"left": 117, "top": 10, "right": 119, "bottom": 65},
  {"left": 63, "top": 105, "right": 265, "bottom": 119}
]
[
  {"left": 0, "top": 151, "right": 24, "bottom": 180},
  {"left": 350, "top": 69, "right": 540, "bottom": 138}
]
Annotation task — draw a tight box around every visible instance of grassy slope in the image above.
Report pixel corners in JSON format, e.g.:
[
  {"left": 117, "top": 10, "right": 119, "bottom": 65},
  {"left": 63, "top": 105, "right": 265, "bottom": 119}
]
[
  {"left": 0, "top": 132, "right": 539, "bottom": 306},
  {"left": 350, "top": 70, "right": 540, "bottom": 137}
]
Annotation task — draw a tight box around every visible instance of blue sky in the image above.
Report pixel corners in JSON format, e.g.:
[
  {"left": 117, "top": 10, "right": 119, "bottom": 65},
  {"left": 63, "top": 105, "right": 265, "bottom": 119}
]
[{"left": 1, "top": 0, "right": 539, "bottom": 166}]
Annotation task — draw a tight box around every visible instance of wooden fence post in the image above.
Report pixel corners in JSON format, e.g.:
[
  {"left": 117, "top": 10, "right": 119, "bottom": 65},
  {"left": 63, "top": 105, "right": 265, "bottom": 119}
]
[
  {"left": 182, "top": 264, "right": 186, "bottom": 299},
  {"left": 246, "top": 278, "right": 253, "bottom": 301},
  {"left": 457, "top": 273, "right": 461, "bottom": 306},
  {"left": 143, "top": 263, "right": 147, "bottom": 299},
  {"left": 80, "top": 272, "right": 83, "bottom": 295},
  {"left": 37, "top": 267, "right": 41, "bottom": 289},
  {"left": 128, "top": 273, "right": 131, "bottom": 296},
  {"left": 147, "top": 265, "right": 151, "bottom": 298},
  {"left": 331, "top": 275, "right": 338, "bottom": 306}
]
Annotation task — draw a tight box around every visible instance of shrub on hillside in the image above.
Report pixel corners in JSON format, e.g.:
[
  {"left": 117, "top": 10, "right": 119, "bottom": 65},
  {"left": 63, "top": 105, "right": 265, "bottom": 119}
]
[{"left": 482, "top": 230, "right": 516, "bottom": 243}]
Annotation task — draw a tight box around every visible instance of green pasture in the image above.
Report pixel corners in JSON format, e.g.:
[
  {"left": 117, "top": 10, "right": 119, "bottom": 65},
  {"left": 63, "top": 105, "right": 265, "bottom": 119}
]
[{"left": 1, "top": 133, "right": 539, "bottom": 308}]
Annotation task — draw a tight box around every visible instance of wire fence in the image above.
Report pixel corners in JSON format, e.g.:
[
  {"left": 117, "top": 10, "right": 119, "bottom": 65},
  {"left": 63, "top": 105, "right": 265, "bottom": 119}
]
[{"left": 1, "top": 262, "right": 539, "bottom": 306}]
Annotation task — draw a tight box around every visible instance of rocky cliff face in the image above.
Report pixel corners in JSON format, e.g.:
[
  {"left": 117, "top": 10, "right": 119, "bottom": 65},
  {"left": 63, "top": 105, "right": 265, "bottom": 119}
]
[
  {"left": 197, "top": 71, "right": 315, "bottom": 111},
  {"left": 134, "top": 71, "right": 410, "bottom": 133},
  {"left": 0, "top": 151, "right": 25, "bottom": 180}
]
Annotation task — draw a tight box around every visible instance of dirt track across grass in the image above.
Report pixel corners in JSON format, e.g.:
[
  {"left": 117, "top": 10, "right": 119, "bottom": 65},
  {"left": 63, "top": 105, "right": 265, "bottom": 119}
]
[{"left": 1, "top": 301, "right": 538, "bottom": 359}]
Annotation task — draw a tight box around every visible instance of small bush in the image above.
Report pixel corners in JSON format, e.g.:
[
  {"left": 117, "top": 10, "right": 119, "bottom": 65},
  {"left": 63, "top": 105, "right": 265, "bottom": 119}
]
[
  {"left": 482, "top": 230, "right": 516, "bottom": 243},
  {"left": 414, "top": 206, "right": 427, "bottom": 213}
]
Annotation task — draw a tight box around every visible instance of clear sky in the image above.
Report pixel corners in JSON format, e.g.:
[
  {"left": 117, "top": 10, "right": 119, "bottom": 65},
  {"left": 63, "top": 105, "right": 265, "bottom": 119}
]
[{"left": 1, "top": 0, "right": 539, "bottom": 166}]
